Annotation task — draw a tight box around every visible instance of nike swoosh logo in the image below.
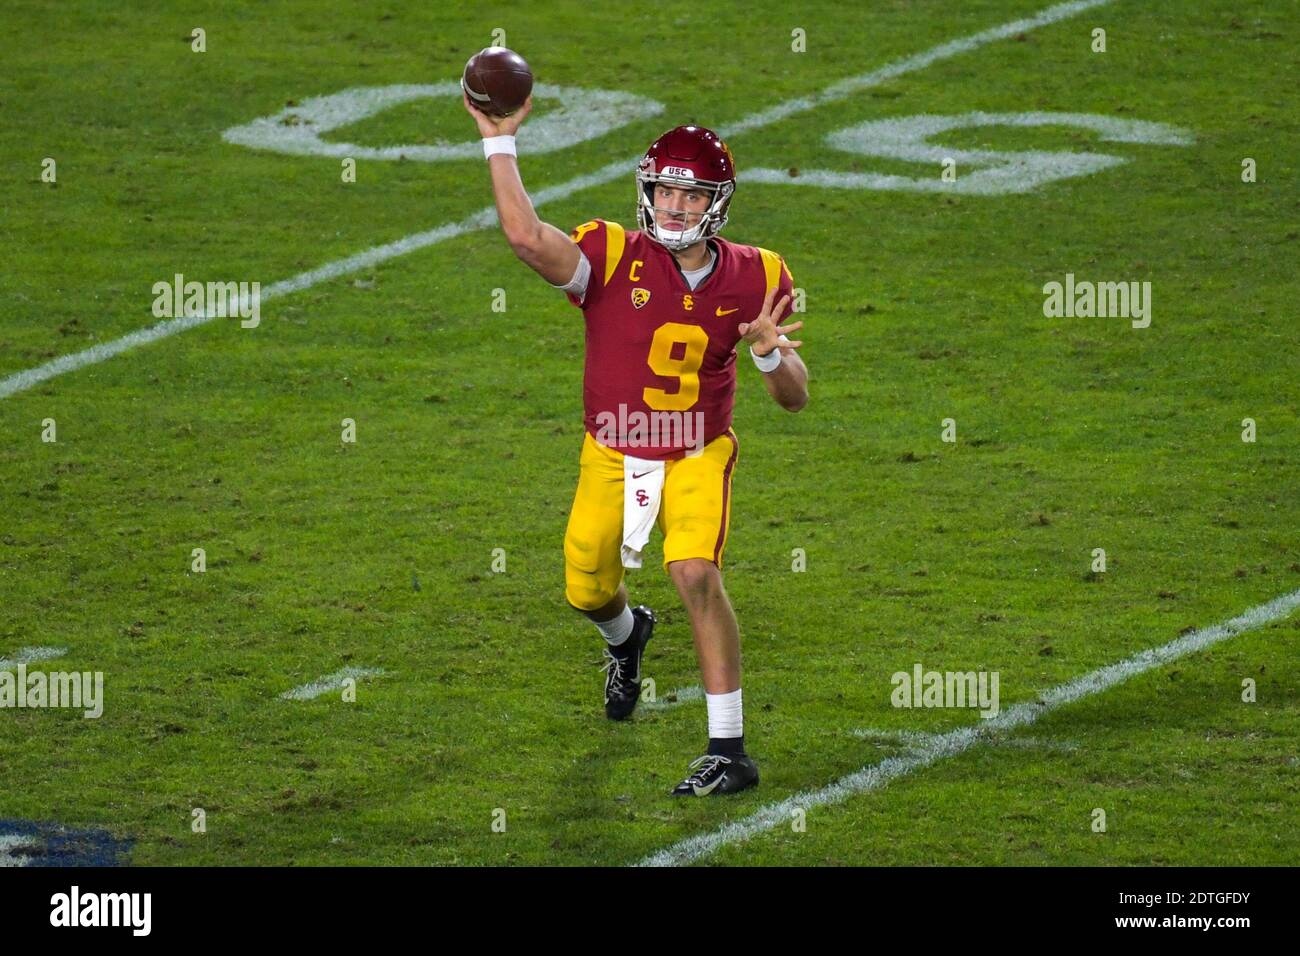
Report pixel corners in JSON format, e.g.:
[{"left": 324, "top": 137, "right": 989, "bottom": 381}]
[
  {"left": 631, "top": 471, "right": 654, "bottom": 479},
  {"left": 693, "top": 773, "right": 726, "bottom": 796},
  {"left": 716, "top": 307, "right": 739, "bottom": 316}
]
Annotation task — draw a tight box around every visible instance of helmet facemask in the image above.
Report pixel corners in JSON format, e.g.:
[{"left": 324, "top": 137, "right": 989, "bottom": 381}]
[{"left": 635, "top": 170, "right": 734, "bottom": 252}]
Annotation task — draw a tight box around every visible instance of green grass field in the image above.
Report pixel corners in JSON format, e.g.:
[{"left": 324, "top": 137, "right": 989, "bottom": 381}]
[{"left": 1, "top": 0, "right": 1296, "bottom": 866}]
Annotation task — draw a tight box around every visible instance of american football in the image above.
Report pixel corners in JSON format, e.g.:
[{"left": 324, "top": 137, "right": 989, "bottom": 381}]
[
  {"left": 0, "top": 0, "right": 1295, "bottom": 934},
  {"left": 461, "top": 45, "right": 533, "bottom": 117}
]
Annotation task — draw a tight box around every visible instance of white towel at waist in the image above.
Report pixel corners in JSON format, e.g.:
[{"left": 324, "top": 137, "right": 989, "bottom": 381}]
[{"left": 620, "top": 454, "right": 666, "bottom": 569}]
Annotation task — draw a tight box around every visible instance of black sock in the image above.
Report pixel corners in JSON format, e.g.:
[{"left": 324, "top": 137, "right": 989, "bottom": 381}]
[{"left": 708, "top": 735, "right": 745, "bottom": 757}]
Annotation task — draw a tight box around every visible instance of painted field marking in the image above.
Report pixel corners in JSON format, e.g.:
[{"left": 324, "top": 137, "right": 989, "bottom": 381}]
[
  {"left": 279, "top": 666, "right": 384, "bottom": 701},
  {"left": 852, "top": 727, "right": 1080, "bottom": 752},
  {"left": 0, "top": 646, "right": 68, "bottom": 669},
  {"left": 222, "top": 82, "right": 665, "bottom": 161},
  {"left": 0, "top": 0, "right": 1113, "bottom": 402},
  {"left": 744, "top": 112, "right": 1192, "bottom": 195},
  {"left": 636, "top": 587, "right": 1300, "bottom": 866},
  {"left": 0, "top": 834, "right": 37, "bottom": 867},
  {"left": 0, "top": 820, "right": 133, "bottom": 866},
  {"left": 641, "top": 684, "right": 704, "bottom": 711}
]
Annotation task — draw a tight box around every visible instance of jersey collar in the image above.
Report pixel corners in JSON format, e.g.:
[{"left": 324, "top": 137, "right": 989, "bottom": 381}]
[{"left": 665, "top": 238, "right": 720, "bottom": 293}]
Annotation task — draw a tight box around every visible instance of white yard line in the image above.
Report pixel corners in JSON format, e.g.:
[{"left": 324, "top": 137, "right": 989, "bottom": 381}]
[
  {"left": 636, "top": 587, "right": 1300, "bottom": 867},
  {"left": 851, "top": 727, "right": 1080, "bottom": 751},
  {"left": 640, "top": 684, "right": 704, "bottom": 711},
  {"left": 0, "top": 646, "right": 68, "bottom": 669},
  {"left": 279, "top": 666, "right": 384, "bottom": 701},
  {"left": 0, "top": 0, "right": 1113, "bottom": 402}
]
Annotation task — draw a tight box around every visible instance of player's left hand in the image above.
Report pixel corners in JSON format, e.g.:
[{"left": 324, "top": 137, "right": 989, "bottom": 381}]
[{"left": 738, "top": 286, "right": 803, "bottom": 357}]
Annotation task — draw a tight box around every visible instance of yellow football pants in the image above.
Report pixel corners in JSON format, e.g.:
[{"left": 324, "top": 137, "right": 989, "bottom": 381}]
[{"left": 563, "top": 429, "right": 739, "bottom": 611}]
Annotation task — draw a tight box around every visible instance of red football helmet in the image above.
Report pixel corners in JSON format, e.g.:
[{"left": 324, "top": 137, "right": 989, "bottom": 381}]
[{"left": 635, "top": 125, "right": 737, "bottom": 251}]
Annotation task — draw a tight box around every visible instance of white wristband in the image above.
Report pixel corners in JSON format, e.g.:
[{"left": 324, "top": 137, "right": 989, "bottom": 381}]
[
  {"left": 751, "top": 345, "right": 782, "bottom": 373},
  {"left": 751, "top": 334, "right": 789, "bottom": 372},
  {"left": 482, "top": 135, "right": 516, "bottom": 158}
]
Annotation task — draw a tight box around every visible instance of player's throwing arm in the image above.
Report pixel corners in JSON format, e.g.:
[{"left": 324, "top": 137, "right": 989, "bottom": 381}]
[{"left": 461, "top": 87, "right": 580, "bottom": 286}]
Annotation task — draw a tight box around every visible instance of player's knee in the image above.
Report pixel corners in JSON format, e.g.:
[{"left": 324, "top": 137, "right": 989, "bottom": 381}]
[
  {"left": 669, "top": 558, "right": 722, "bottom": 604},
  {"left": 565, "top": 568, "right": 617, "bottom": 613}
]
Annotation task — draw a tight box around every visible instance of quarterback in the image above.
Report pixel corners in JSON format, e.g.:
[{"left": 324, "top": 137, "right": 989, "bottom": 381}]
[{"left": 464, "top": 92, "right": 808, "bottom": 796}]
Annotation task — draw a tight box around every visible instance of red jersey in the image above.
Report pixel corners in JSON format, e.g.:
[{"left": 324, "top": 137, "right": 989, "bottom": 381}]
[{"left": 563, "top": 219, "right": 795, "bottom": 461}]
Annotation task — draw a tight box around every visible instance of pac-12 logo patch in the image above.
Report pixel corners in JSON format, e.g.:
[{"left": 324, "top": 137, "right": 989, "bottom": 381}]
[{"left": 631, "top": 288, "right": 651, "bottom": 309}]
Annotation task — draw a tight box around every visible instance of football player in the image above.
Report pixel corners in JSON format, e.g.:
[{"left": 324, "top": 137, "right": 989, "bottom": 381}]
[{"left": 465, "top": 92, "right": 808, "bottom": 797}]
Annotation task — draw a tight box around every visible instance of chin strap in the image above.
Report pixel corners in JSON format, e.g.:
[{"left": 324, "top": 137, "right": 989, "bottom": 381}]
[{"left": 653, "top": 221, "right": 708, "bottom": 250}]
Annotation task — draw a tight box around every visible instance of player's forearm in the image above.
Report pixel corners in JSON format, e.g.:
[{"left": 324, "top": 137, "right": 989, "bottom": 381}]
[
  {"left": 486, "top": 154, "right": 543, "bottom": 250},
  {"left": 762, "top": 348, "right": 808, "bottom": 412}
]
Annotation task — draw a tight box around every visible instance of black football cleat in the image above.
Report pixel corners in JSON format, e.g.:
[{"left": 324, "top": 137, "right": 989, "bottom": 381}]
[
  {"left": 601, "top": 605, "right": 655, "bottom": 720},
  {"left": 670, "top": 752, "right": 759, "bottom": 797}
]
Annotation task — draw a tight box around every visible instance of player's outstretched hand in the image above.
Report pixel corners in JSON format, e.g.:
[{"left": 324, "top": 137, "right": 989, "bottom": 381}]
[
  {"left": 463, "top": 91, "right": 533, "bottom": 139},
  {"left": 738, "top": 286, "right": 803, "bottom": 356}
]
